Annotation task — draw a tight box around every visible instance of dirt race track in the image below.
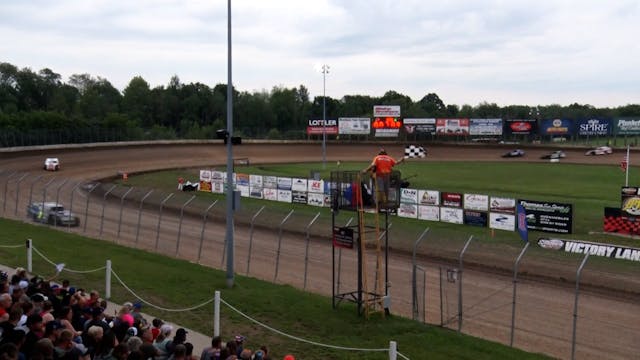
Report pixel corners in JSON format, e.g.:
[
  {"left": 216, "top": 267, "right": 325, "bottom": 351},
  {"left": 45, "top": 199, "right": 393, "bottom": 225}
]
[{"left": 1, "top": 142, "right": 639, "bottom": 360}]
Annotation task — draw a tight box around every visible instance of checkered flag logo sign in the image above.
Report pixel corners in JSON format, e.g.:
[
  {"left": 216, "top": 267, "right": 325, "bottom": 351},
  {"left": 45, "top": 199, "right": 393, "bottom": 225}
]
[{"left": 404, "top": 145, "right": 426, "bottom": 158}]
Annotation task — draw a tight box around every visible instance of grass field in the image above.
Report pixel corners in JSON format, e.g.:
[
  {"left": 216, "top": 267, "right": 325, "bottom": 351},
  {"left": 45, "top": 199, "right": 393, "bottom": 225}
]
[{"left": 0, "top": 218, "right": 551, "bottom": 360}]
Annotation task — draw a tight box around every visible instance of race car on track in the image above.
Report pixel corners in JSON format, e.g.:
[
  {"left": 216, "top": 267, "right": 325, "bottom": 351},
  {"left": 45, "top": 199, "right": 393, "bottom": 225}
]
[
  {"left": 540, "top": 150, "right": 566, "bottom": 160},
  {"left": 27, "top": 202, "right": 80, "bottom": 227},
  {"left": 502, "top": 149, "right": 525, "bottom": 158},
  {"left": 43, "top": 157, "right": 60, "bottom": 171},
  {"left": 585, "top": 146, "right": 613, "bottom": 156}
]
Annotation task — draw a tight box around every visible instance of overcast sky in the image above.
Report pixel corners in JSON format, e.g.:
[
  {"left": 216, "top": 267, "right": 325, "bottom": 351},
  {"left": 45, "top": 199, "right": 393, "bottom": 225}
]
[{"left": 1, "top": 0, "right": 638, "bottom": 108}]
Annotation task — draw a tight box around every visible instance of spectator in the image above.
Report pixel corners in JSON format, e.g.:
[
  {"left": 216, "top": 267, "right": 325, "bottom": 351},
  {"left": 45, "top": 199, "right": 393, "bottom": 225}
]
[
  {"left": 0, "top": 294, "right": 12, "bottom": 322},
  {"left": 139, "top": 328, "right": 154, "bottom": 345},
  {"left": 183, "top": 343, "right": 195, "bottom": 360},
  {"left": 127, "top": 336, "right": 143, "bottom": 353},
  {"left": 200, "top": 336, "right": 222, "bottom": 360},
  {"left": 0, "top": 343, "right": 19, "bottom": 360},
  {"left": 153, "top": 324, "right": 172, "bottom": 360},
  {"left": 233, "top": 335, "right": 245, "bottom": 357},
  {"left": 22, "top": 313, "right": 44, "bottom": 357},
  {"left": 1, "top": 329, "right": 25, "bottom": 357},
  {"left": 40, "top": 300, "right": 55, "bottom": 324},
  {"left": 83, "top": 325, "right": 105, "bottom": 358},
  {"left": 32, "top": 338, "right": 55, "bottom": 360},
  {"left": 131, "top": 302, "right": 144, "bottom": 324},
  {"left": 43, "top": 319, "right": 65, "bottom": 345},
  {"left": 252, "top": 349, "right": 265, "bottom": 360},
  {"left": 139, "top": 343, "right": 158, "bottom": 360},
  {"left": 56, "top": 306, "right": 81, "bottom": 341},
  {"left": 111, "top": 343, "right": 130, "bottom": 360},
  {"left": 0, "top": 306, "right": 22, "bottom": 341},
  {"left": 53, "top": 329, "right": 88, "bottom": 360},
  {"left": 239, "top": 349, "right": 252, "bottom": 360},
  {"left": 165, "top": 328, "right": 187, "bottom": 355},
  {"left": 169, "top": 344, "right": 186, "bottom": 360},
  {"left": 151, "top": 319, "right": 164, "bottom": 341},
  {"left": 94, "top": 330, "right": 118, "bottom": 360}
]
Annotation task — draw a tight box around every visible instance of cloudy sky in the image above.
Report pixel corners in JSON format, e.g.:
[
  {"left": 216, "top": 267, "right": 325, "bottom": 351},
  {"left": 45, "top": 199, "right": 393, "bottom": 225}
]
[{"left": 1, "top": 0, "right": 638, "bottom": 107}]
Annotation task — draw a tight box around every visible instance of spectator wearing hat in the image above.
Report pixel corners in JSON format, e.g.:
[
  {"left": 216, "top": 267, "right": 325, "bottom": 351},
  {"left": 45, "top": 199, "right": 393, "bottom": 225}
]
[
  {"left": 166, "top": 328, "right": 188, "bottom": 355},
  {"left": 10, "top": 281, "right": 29, "bottom": 305},
  {"left": 43, "top": 319, "right": 65, "bottom": 345},
  {"left": 131, "top": 302, "right": 144, "bottom": 323},
  {"left": 83, "top": 306, "right": 110, "bottom": 335},
  {"left": 233, "top": 335, "right": 245, "bottom": 357},
  {"left": 153, "top": 324, "right": 173, "bottom": 360}
]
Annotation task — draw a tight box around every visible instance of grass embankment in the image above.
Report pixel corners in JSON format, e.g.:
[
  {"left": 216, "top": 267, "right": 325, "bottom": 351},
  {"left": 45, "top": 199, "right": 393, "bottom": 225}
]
[{"left": 0, "top": 218, "right": 550, "bottom": 360}]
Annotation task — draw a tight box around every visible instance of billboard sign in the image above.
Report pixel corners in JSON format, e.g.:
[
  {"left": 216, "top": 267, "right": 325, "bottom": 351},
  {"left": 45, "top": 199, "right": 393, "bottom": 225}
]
[
  {"left": 441, "top": 192, "right": 462, "bottom": 207},
  {"left": 373, "top": 105, "right": 401, "bottom": 117},
  {"left": 540, "top": 119, "right": 573, "bottom": 136},
  {"left": 307, "top": 119, "right": 338, "bottom": 135},
  {"left": 338, "top": 117, "right": 370, "bottom": 135},
  {"left": 504, "top": 119, "right": 537, "bottom": 135},
  {"left": 576, "top": 118, "right": 611, "bottom": 136},
  {"left": 436, "top": 118, "right": 469, "bottom": 136},
  {"left": 469, "top": 118, "right": 502, "bottom": 136},
  {"left": 403, "top": 118, "right": 436, "bottom": 134},
  {"left": 615, "top": 118, "right": 640, "bottom": 135},
  {"left": 518, "top": 199, "right": 573, "bottom": 234}
]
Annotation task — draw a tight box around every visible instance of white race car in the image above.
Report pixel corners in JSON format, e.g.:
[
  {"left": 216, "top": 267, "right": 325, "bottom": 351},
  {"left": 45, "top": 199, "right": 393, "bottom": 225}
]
[
  {"left": 585, "top": 146, "right": 613, "bottom": 156},
  {"left": 44, "top": 158, "right": 60, "bottom": 171}
]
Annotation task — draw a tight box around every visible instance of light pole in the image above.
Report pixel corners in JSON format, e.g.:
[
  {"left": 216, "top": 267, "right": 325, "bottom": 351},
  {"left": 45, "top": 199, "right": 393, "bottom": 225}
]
[
  {"left": 225, "top": 0, "right": 235, "bottom": 288},
  {"left": 321, "top": 64, "right": 329, "bottom": 169}
]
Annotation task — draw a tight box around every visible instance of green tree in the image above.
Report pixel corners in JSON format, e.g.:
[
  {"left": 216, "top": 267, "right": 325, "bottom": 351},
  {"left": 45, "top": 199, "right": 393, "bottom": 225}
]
[{"left": 122, "top": 76, "right": 152, "bottom": 126}]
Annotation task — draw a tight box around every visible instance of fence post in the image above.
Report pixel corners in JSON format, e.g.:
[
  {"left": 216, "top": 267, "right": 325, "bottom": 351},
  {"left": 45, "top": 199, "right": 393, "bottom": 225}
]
[
  {"left": 67, "top": 182, "right": 81, "bottom": 231},
  {"left": 53, "top": 179, "right": 69, "bottom": 226},
  {"left": 510, "top": 242, "right": 530, "bottom": 347},
  {"left": 245, "top": 205, "right": 265, "bottom": 274},
  {"left": 155, "top": 193, "right": 174, "bottom": 251},
  {"left": 14, "top": 173, "right": 29, "bottom": 216},
  {"left": 571, "top": 253, "right": 590, "bottom": 360},
  {"left": 458, "top": 235, "right": 474, "bottom": 333},
  {"left": 135, "top": 190, "right": 154, "bottom": 247},
  {"left": 198, "top": 200, "right": 219, "bottom": 263},
  {"left": 273, "top": 209, "right": 295, "bottom": 282},
  {"left": 337, "top": 217, "right": 354, "bottom": 295},
  {"left": 303, "top": 212, "right": 321, "bottom": 290},
  {"left": 412, "top": 228, "right": 430, "bottom": 321},
  {"left": 214, "top": 290, "right": 220, "bottom": 337},
  {"left": 106, "top": 260, "right": 112, "bottom": 300},
  {"left": 26, "top": 239, "right": 32, "bottom": 273},
  {"left": 117, "top": 187, "right": 134, "bottom": 239},
  {"left": 83, "top": 184, "right": 98, "bottom": 233},
  {"left": 175, "top": 195, "right": 196, "bottom": 256},
  {"left": 99, "top": 185, "right": 117, "bottom": 238},
  {"left": 27, "top": 174, "right": 43, "bottom": 208},
  {"left": 389, "top": 341, "right": 397, "bottom": 360},
  {"left": 2, "top": 171, "right": 17, "bottom": 214},
  {"left": 439, "top": 266, "right": 444, "bottom": 326}
]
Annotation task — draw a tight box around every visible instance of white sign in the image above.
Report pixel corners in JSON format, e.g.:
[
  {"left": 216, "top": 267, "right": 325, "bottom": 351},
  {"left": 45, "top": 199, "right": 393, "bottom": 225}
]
[
  {"left": 307, "top": 179, "right": 325, "bottom": 193},
  {"left": 277, "top": 189, "right": 292, "bottom": 203},
  {"left": 237, "top": 184, "right": 250, "bottom": 197},
  {"left": 400, "top": 188, "right": 418, "bottom": 204},
  {"left": 277, "top": 177, "right": 292, "bottom": 190},
  {"left": 440, "top": 207, "right": 463, "bottom": 224},
  {"left": 374, "top": 105, "right": 401, "bottom": 117},
  {"left": 212, "top": 182, "right": 224, "bottom": 194},
  {"left": 418, "top": 190, "right": 440, "bottom": 206},
  {"left": 263, "top": 176, "right": 277, "bottom": 189},
  {"left": 490, "top": 196, "right": 516, "bottom": 214},
  {"left": 489, "top": 213, "right": 515, "bottom": 231},
  {"left": 249, "top": 186, "right": 263, "bottom": 199},
  {"left": 375, "top": 128, "right": 400, "bottom": 137},
  {"left": 250, "top": 175, "right": 263, "bottom": 187},
  {"left": 307, "top": 192, "right": 326, "bottom": 207},
  {"left": 338, "top": 117, "right": 371, "bottom": 135},
  {"left": 398, "top": 203, "right": 418, "bottom": 218},
  {"left": 211, "top": 171, "right": 224, "bottom": 182},
  {"left": 418, "top": 205, "right": 440, "bottom": 221},
  {"left": 200, "top": 170, "right": 211, "bottom": 181},
  {"left": 263, "top": 188, "right": 277, "bottom": 201},
  {"left": 464, "top": 194, "right": 489, "bottom": 211},
  {"left": 292, "top": 178, "right": 308, "bottom": 192}
]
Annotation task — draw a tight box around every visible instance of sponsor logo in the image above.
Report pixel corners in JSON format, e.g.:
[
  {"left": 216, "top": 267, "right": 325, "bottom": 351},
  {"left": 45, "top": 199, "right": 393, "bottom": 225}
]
[
  {"left": 579, "top": 119, "right": 608, "bottom": 134},
  {"left": 617, "top": 119, "right": 640, "bottom": 130},
  {"left": 308, "top": 119, "right": 337, "bottom": 126},
  {"left": 510, "top": 122, "right": 532, "bottom": 132}
]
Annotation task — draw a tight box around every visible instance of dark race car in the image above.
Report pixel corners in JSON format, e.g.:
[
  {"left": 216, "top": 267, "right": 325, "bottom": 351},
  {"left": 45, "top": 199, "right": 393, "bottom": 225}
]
[
  {"left": 540, "top": 150, "right": 566, "bottom": 160},
  {"left": 502, "top": 149, "right": 525, "bottom": 158}
]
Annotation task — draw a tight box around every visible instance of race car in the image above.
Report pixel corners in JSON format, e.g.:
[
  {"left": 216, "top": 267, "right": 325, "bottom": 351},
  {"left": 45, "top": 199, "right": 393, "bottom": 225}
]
[
  {"left": 27, "top": 202, "right": 80, "bottom": 226},
  {"left": 43, "top": 157, "right": 60, "bottom": 171},
  {"left": 585, "top": 146, "right": 613, "bottom": 156},
  {"left": 540, "top": 150, "right": 566, "bottom": 160},
  {"left": 502, "top": 149, "right": 525, "bottom": 158}
]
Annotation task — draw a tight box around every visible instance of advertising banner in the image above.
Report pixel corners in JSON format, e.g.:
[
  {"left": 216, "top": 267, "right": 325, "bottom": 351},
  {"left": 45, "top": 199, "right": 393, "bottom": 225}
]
[
  {"left": 620, "top": 186, "right": 640, "bottom": 216},
  {"left": 436, "top": 118, "right": 469, "bottom": 136},
  {"left": 441, "top": 207, "right": 464, "bottom": 224},
  {"left": 604, "top": 207, "right": 640, "bottom": 235},
  {"left": 418, "top": 190, "right": 440, "bottom": 205},
  {"left": 200, "top": 170, "right": 212, "bottom": 182},
  {"left": 373, "top": 105, "right": 401, "bottom": 117},
  {"left": 292, "top": 190, "right": 308, "bottom": 204},
  {"left": 398, "top": 203, "right": 418, "bottom": 218},
  {"left": 504, "top": 119, "right": 537, "bottom": 135},
  {"left": 464, "top": 194, "right": 489, "bottom": 211},
  {"left": 418, "top": 205, "right": 440, "bottom": 221},
  {"left": 236, "top": 173, "right": 249, "bottom": 186},
  {"left": 538, "top": 237, "right": 640, "bottom": 262},
  {"left": 263, "top": 176, "right": 277, "bottom": 189},
  {"left": 576, "top": 118, "right": 611, "bottom": 136},
  {"left": 199, "top": 181, "right": 212, "bottom": 192},
  {"left": 540, "top": 119, "right": 573, "bottom": 136},
  {"left": 490, "top": 213, "right": 515, "bottom": 231},
  {"left": 212, "top": 182, "right": 224, "bottom": 194},
  {"left": 211, "top": 171, "right": 224, "bottom": 182},
  {"left": 441, "top": 192, "right": 463, "bottom": 207},
  {"left": 307, "top": 179, "right": 324, "bottom": 193},
  {"left": 237, "top": 184, "right": 249, "bottom": 197},
  {"left": 400, "top": 188, "right": 418, "bottom": 204},
  {"left": 307, "top": 192, "right": 326, "bottom": 207},
  {"left": 490, "top": 196, "right": 516, "bottom": 214},
  {"left": 518, "top": 199, "right": 573, "bottom": 234},
  {"left": 307, "top": 119, "right": 338, "bottom": 135},
  {"left": 249, "top": 186, "right": 263, "bottom": 199},
  {"left": 277, "top": 177, "right": 292, "bottom": 190},
  {"left": 464, "top": 210, "right": 488, "bottom": 227},
  {"left": 291, "top": 178, "right": 308, "bottom": 192},
  {"left": 277, "top": 189, "right": 292, "bottom": 203},
  {"left": 263, "top": 188, "right": 277, "bottom": 201},
  {"left": 615, "top": 118, "right": 640, "bottom": 135},
  {"left": 469, "top": 119, "right": 502, "bottom": 135},
  {"left": 333, "top": 227, "right": 354, "bottom": 249},
  {"left": 338, "top": 117, "right": 371, "bottom": 135},
  {"left": 249, "top": 175, "right": 263, "bottom": 187},
  {"left": 403, "top": 118, "right": 436, "bottom": 135}
]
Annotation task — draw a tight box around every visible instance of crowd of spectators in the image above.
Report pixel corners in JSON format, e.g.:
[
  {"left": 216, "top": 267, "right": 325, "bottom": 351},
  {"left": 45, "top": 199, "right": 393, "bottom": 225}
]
[{"left": 0, "top": 268, "right": 296, "bottom": 360}]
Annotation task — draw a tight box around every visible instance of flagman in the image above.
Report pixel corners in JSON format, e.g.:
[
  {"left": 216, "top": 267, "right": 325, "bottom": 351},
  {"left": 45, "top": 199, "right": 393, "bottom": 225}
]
[{"left": 362, "top": 148, "right": 404, "bottom": 206}]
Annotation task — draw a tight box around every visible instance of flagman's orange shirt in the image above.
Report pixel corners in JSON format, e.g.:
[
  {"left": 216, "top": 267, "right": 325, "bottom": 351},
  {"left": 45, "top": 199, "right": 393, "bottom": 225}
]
[{"left": 372, "top": 154, "right": 396, "bottom": 175}]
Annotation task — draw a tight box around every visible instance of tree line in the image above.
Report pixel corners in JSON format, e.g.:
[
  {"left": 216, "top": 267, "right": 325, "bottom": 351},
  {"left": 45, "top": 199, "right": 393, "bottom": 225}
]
[{"left": 1, "top": 61, "right": 639, "bottom": 143}]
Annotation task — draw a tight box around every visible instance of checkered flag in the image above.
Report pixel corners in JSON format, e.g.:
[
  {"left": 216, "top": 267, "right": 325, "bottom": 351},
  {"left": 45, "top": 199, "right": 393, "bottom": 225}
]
[{"left": 404, "top": 145, "right": 426, "bottom": 159}]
